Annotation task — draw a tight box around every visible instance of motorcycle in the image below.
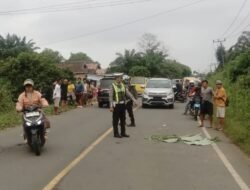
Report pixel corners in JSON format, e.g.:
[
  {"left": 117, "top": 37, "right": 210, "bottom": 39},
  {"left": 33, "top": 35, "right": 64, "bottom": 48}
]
[
  {"left": 23, "top": 106, "right": 46, "bottom": 156},
  {"left": 190, "top": 97, "right": 201, "bottom": 121},
  {"left": 174, "top": 91, "right": 187, "bottom": 103}
]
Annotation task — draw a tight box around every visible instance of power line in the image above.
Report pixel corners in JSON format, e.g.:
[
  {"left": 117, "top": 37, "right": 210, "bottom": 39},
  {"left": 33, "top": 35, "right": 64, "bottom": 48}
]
[
  {"left": 0, "top": 0, "right": 96, "bottom": 13},
  {"left": 225, "top": 11, "right": 250, "bottom": 38},
  {"left": 226, "top": 23, "right": 250, "bottom": 39},
  {"left": 41, "top": 0, "right": 207, "bottom": 46},
  {"left": 0, "top": 0, "right": 150, "bottom": 15},
  {"left": 221, "top": 0, "right": 248, "bottom": 37}
]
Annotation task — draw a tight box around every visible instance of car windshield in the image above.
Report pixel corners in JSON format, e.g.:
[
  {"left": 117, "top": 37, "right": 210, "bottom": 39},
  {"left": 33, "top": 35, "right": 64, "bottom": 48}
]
[
  {"left": 100, "top": 79, "right": 114, "bottom": 89},
  {"left": 146, "top": 80, "right": 172, "bottom": 88},
  {"left": 131, "top": 77, "right": 145, "bottom": 84}
]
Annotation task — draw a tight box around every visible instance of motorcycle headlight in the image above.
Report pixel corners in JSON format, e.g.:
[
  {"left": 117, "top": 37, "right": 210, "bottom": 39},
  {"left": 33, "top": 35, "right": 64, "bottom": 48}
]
[
  {"left": 36, "top": 120, "right": 42, "bottom": 125},
  {"left": 26, "top": 122, "right": 32, "bottom": 127}
]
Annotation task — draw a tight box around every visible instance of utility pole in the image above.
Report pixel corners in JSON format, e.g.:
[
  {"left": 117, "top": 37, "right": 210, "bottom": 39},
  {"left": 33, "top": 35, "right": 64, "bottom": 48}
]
[{"left": 213, "top": 39, "right": 226, "bottom": 67}]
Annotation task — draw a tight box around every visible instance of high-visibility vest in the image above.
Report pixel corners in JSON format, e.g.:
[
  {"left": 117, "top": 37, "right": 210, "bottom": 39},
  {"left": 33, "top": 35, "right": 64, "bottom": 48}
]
[{"left": 112, "top": 83, "right": 125, "bottom": 102}]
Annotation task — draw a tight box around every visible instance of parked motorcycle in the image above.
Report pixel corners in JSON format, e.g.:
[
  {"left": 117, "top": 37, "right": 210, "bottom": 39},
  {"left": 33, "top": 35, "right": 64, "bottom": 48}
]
[
  {"left": 174, "top": 91, "right": 186, "bottom": 103},
  {"left": 23, "top": 106, "right": 46, "bottom": 156}
]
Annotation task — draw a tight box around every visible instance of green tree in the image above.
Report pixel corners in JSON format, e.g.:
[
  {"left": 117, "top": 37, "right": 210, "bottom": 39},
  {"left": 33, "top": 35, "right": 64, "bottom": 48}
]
[
  {"left": 138, "top": 33, "right": 167, "bottom": 55},
  {"left": 216, "top": 45, "right": 226, "bottom": 68},
  {"left": 129, "top": 66, "right": 150, "bottom": 77},
  {"left": 0, "top": 52, "right": 74, "bottom": 102},
  {"left": 68, "top": 52, "right": 93, "bottom": 62},
  {"left": 40, "top": 48, "right": 64, "bottom": 64},
  {"left": 0, "top": 34, "right": 38, "bottom": 60},
  {"left": 110, "top": 49, "right": 142, "bottom": 74},
  {"left": 227, "top": 31, "right": 250, "bottom": 61}
]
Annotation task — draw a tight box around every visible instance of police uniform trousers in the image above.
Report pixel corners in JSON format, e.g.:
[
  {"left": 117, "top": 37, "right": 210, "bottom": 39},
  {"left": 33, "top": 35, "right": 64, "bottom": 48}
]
[
  {"left": 113, "top": 103, "right": 126, "bottom": 136},
  {"left": 126, "top": 100, "right": 135, "bottom": 125}
]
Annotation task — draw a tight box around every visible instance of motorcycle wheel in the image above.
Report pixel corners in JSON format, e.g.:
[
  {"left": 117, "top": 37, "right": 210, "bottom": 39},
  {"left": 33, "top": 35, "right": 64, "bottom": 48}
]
[{"left": 32, "top": 134, "right": 41, "bottom": 156}]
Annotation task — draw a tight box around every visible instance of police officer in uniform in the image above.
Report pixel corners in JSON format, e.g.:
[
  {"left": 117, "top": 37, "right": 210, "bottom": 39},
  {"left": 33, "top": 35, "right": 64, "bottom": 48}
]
[
  {"left": 109, "top": 74, "right": 137, "bottom": 138},
  {"left": 125, "top": 78, "right": 137, "bottom": 127}
]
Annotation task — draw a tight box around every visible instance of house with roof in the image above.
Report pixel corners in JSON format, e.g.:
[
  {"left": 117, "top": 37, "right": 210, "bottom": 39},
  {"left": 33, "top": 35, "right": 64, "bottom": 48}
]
[{"left": 58, "top": 60, "right": 106, "bottom": 80}]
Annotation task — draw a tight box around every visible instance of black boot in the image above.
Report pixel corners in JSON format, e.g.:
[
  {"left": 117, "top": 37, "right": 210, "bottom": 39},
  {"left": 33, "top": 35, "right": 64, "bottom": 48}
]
[
  {"left": 127, "top": 123, "right": 136, "bottom": 127},
  {"left": 114, "top": 134, "right": 122, "bottom": 138},
  {"left": 121, "top": 134, "right": 130, "bottom": 138}
]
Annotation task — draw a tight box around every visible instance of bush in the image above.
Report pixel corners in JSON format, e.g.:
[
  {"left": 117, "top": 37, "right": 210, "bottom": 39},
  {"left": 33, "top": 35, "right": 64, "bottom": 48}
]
[{"left": 208, "top": 58, "right": 250, "bottom": 155}]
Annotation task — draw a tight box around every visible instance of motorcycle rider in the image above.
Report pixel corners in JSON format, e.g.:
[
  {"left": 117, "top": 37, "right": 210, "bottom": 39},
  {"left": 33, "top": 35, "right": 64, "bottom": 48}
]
[
  {"left": 183, "top": 80, "right": 196, "bottom": 115},
  {"left": 16, "top": 79, "right": 50, "bottom": 140}
]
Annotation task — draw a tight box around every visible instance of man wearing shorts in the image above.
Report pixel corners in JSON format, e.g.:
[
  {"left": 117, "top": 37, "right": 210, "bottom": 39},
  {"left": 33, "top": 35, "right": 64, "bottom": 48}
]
[
  {"left": 53, "top": 80, "right": 61, "bottom": 115},
  {"left": 200, "top": 80, "right": 214, "bottom": 128},
  {"left": 214, "top": 80, "right": 227, "bottom": 131}
]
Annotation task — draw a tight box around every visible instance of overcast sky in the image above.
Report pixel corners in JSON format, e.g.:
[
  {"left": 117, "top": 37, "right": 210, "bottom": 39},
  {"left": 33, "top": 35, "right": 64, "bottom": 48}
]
[{"left": 1, "top": 0, "right": 250, "bottom": 73}]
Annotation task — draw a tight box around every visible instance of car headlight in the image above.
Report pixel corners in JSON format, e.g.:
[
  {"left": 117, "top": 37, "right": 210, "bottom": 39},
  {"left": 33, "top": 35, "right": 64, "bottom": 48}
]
[
  {"left": 167, "top": 92, "right": 174, "bottom": 97},
  {"left": 26, "top": 122, "right": 32, "bottom": 127},
  {"left": 143, "top": 92, "right": 149, "bottom": 98},
  {"left": 36, "top": 120, "right": 42, "bottom": 125}
]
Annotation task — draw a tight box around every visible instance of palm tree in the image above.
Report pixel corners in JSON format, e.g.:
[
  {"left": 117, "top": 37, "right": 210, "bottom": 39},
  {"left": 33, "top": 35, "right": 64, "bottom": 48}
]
[
  {"left": 111, "top": 49, "right": 142, "bottom": 73},
  {"left": 0, "top": 34, "right": 38, "bottom": 59}
]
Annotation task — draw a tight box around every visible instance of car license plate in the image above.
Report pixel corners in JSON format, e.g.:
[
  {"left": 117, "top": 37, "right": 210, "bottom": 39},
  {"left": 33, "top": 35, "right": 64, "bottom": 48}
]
[
  {"left": 194, "top": 103, "right": 200, "bottom": 108},
  {"left": 153, "top": 97, "right": 162, "bottom": 100},
  {"left": 25, "top": 111, "right": 40, "bottom": 118}
]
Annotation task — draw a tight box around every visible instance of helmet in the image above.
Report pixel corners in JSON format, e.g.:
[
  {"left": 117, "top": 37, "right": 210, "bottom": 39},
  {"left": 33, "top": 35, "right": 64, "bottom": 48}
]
[
  {"left": 23, "top": 79, "right": 34, "bottom": 86},
  {"left": 123, "top": 75, "right": 130, "bottom": 80}
]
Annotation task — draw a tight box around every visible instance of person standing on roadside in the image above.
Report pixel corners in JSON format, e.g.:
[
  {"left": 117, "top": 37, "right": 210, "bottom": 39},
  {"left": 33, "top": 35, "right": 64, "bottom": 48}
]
[
  {"left": 109, "top": 74, "right": 137, "bottom": 138},
  {"left": 53, "top": 80, "right": 61, "bottom": 115},
  {"left": 61, "top": 79, "right": 68, "bottom": 111},
  {"left": 126, "top": 78, "right": 138, "bottom": 127},
  {"left": 200, "top": 80, "right": 214, "bottom": 128},
  {"left": 67, "top": 80, "right": 76, "bottom": 105},
  {"left": 83, "top": 80, "right": 89, "bottom": 106},
  {"left": 214, "top": 80, "right": 227, "bottom": 131},
  {"left": 75, "top": 78, "right": 84, "bottom": 108}
]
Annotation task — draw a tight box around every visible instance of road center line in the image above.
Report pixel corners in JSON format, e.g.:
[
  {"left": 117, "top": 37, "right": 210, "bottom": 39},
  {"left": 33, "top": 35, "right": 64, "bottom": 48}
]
[
  {"left": 200, "top": 122, "right": 250, "bottom": 190},
  {"left": 42, "top": 106, "right": 140, "bottom": 190}
]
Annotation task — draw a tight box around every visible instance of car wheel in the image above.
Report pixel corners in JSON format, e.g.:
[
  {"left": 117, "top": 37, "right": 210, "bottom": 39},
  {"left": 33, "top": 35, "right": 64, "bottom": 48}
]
[
  {"left": 98, "top": 102, "right": 103, "bottom": 108},
  {"left": 169, "top": 104, "right": 174, "bottom": 109}
]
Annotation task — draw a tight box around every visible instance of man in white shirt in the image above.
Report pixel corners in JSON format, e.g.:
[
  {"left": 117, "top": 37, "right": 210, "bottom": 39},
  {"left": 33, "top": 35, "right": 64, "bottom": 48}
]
[{"left": 53, "top": 80, "right": 61, "bottom": 115}]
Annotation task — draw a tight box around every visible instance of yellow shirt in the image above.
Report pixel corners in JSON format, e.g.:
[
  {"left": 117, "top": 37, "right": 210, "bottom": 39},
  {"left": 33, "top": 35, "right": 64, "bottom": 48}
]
[
  {"left": 68, "top": 84, "right": 75, "bottom": 93},
  {"left": 214, "top": 87, "right": 227, "bottom": 107}
]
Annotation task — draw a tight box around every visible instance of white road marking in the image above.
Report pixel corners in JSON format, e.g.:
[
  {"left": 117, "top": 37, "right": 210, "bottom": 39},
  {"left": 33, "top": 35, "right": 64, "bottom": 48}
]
[
  {"left": 199, "top": 118, "right": 250, "bottom": 190},
  {"left": 42, "top": 106, "right": 140, "bottom": 190}
]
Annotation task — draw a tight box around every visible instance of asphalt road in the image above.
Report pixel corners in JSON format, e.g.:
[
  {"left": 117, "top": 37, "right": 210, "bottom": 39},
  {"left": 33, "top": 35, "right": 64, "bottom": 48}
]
[{"left": 0, "top": 103, "right": 249, "bottom": 190}]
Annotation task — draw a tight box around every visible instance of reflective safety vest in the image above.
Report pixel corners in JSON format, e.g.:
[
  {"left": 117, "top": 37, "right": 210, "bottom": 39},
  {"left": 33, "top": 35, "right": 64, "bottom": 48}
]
[{"left": 112, "top": 83, "right": 125, "bottom": 103}]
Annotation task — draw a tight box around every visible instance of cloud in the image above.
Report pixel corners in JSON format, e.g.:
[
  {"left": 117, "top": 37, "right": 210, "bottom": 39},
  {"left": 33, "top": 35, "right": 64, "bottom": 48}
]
[{"left": 0, "top": 0, "right": 250, "bottom": 72}]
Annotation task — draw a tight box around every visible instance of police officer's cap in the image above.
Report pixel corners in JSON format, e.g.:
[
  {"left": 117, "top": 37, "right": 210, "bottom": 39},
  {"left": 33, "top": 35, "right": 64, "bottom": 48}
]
[{"left": 113, "top": 73, "right": 123, "bottom": 78}]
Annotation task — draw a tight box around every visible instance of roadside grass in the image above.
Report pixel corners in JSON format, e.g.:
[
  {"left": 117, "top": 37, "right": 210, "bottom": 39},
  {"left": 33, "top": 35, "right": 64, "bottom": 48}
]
[
  {"left": 208, "top": 69, "right": 250, "bottom": 156},
  {"left": 0, "top": 110, "right": 22, "bottom": 130},
  {"left": 0, "top": 105, "right": 76, "bottom": 131}
]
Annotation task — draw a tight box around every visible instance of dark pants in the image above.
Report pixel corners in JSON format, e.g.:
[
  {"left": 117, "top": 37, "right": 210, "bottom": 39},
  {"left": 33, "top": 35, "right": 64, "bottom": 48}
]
[
  {"left": 113, "top": 104, "right": 126, "bottom": 136},
  {"left": 126, "top": 101, "right": 135, "bottom": 125}
]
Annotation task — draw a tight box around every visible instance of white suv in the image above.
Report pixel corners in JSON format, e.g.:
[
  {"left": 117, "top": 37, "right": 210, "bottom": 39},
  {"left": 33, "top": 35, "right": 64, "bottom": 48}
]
[{"left": 142, "top": 78, "right": 175, "bottom": 108}]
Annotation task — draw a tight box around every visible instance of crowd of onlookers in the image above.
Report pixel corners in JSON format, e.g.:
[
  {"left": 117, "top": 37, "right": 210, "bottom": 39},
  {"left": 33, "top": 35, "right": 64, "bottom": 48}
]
[
  {"left": 181, "top": 79, "right": 227, "bottom": 131},
  {"left": 52, "top": 78, "right": 98, "bottom": 114}
]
